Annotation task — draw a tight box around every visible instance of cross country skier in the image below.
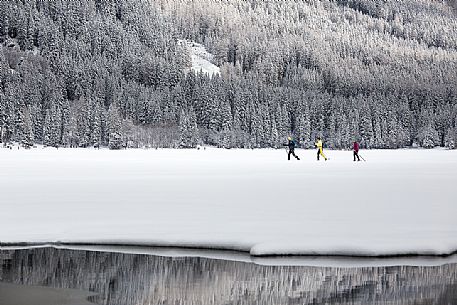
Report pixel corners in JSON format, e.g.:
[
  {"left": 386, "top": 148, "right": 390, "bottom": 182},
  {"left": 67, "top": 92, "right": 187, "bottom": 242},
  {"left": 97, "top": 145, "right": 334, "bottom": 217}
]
[
  {"left": 315, "top": 137, "right": 328, "bottom": 161},
  {"left": 283, "top": 137, "right": 300, "bottom": 160},
  {"left": 353, "top": 141, "right": 360, "bottom": 161}
]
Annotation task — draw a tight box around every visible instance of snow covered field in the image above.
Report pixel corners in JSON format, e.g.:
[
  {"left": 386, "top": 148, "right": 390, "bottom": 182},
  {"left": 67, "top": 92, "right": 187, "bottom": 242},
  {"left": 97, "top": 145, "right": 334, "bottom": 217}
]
[{"left": 1, "top": 147, "right": 456, "bottom": 258}]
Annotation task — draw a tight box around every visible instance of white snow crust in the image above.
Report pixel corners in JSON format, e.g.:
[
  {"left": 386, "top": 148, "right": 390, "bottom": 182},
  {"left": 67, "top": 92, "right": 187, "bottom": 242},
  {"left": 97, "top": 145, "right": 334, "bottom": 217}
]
[
  {"left": 178, "top": 40, "right": 220, "bottom": 76},
  {"left": 1, "top": 148, "right": 456, "bottom": 258}
]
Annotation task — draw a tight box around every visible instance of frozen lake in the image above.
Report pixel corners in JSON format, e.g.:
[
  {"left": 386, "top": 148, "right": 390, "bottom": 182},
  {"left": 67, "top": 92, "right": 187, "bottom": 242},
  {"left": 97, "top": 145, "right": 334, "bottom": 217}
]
[
  {"left": 1, "top": 147, "right": 457, "bottom": 257},
  {"left": 1, "top": 247, "right": 457, "bottom": 305}
]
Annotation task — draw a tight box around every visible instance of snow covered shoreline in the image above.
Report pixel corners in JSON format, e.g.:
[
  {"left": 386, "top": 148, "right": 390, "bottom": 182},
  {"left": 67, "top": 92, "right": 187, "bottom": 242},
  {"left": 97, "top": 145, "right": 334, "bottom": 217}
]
[
  {"left": 2, "top": 244, "right": 457, "bottom": 268},
  {"left": 1, "top": 148, "right": 456, "bottom": 258}
]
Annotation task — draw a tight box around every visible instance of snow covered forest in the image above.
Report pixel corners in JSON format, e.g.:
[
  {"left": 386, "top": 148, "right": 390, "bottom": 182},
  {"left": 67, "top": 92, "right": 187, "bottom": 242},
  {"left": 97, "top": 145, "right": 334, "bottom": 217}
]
[{"left": 0, "top": 0, "right": 456, "bottom": 149}]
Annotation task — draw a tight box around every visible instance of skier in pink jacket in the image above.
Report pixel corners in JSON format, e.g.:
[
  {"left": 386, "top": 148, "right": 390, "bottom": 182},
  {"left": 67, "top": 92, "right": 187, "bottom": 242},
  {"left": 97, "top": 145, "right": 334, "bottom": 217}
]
[{"left": 353, "top": 141, "right": 360, "bottom": 162}]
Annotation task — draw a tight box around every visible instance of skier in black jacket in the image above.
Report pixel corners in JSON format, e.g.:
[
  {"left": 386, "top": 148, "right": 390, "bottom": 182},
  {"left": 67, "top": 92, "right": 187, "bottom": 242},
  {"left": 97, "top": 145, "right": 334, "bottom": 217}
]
[{"left": 283, "top": 137, "right": 300, "bottom": 160}]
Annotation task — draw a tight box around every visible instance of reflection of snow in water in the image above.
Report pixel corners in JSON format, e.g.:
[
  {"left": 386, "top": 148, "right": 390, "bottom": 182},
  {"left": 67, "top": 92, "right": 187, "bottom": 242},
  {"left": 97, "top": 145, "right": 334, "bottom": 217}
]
[
  {"left": 1, "top": 247, "right": 457, "bottom": 305},
  {"left": 178, "top": 39, "right": 220, "bottom": 76}
]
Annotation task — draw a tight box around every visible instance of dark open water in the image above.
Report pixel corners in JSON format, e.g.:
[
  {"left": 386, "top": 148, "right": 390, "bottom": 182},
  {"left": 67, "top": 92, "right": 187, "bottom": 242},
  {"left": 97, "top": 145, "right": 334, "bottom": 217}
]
[{"left": 1, "top": 247, "right": 456, "bottom": 305}]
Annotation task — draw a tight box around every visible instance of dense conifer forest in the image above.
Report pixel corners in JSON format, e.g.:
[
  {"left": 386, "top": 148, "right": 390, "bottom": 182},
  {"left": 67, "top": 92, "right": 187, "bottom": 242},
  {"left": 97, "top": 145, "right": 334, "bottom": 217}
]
[{"left": 0, "top": 0, "right": 456, "bottom": 149}]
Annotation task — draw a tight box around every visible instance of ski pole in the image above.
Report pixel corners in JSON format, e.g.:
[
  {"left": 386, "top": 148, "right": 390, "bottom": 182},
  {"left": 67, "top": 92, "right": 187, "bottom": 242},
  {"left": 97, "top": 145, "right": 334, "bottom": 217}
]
[{"left": 359, "top": 154, "right": 366, "bottom": 162}]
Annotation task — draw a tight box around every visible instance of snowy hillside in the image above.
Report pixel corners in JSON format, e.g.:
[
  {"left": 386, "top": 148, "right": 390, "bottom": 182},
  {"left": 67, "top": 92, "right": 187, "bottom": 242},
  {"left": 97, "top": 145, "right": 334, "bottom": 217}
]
[
  {"left": 1, "top": 148, "right": 456, "bottom": 258},
  {"left": 178, "top": 39, "right": 220, "bottom": 76},
  {"left": 1, "top": 1, "right": 456, "bottom": 150}
]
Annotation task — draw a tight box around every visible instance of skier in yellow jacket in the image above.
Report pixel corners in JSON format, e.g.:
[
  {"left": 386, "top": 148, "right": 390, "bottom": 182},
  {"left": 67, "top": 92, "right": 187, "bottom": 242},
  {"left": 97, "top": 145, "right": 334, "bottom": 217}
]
[{"left": 315, "top": 137, "right": 328, "bottom": 161}]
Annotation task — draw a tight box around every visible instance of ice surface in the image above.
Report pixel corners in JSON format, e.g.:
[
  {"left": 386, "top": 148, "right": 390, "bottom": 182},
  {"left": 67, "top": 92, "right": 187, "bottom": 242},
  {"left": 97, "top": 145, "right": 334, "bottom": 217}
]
[{"left": 1, "top": 147, "right": 456, "bottom": 257}]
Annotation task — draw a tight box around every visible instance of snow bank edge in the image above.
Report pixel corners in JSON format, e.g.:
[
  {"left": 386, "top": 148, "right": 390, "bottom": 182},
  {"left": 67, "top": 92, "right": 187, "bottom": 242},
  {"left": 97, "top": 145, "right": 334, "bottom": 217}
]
[{"left": 2, "top": 240, "right": 457, "bottom": 259}]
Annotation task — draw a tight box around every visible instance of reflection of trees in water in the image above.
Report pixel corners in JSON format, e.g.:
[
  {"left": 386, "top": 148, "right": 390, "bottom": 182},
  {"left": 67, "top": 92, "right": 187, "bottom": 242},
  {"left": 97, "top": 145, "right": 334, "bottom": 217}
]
[{"left": 1, "top": 248, "right": 457, "bottom": 305}]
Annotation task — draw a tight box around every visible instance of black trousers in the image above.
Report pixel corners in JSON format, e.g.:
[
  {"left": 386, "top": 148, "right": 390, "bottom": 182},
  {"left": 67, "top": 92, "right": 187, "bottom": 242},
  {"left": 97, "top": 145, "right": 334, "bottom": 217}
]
[
  {"left": 354, "top": 151, "right": 360, "bottom": 161},
  {"left": 288, "top": 150, "right": 299, "bottom": 160}
]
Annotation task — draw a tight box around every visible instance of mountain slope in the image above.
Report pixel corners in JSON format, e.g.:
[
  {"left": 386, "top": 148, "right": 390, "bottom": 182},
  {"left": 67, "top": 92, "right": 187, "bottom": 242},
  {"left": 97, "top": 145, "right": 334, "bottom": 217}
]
[{"left": 0, "top": 0, "right": 456, "bottom": 149}]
